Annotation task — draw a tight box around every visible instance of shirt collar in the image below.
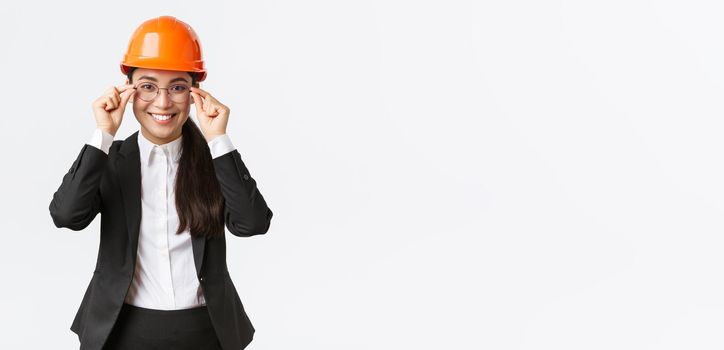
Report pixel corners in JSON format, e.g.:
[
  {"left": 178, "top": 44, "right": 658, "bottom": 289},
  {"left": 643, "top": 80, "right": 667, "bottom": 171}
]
[{"left": 137, "top": 131, "right": 183, "bottom": 164}]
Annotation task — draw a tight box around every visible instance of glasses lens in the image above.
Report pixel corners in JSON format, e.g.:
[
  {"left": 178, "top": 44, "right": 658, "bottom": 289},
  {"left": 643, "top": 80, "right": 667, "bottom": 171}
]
[
  {"left": 135, "top": 83, "right": 190, "bottom": 102},
  {"left": 136, "top": 83, "right": 158, "bottom": 102},
  {"left": 169, "top": 85, "right": 190, "bottom": 103}
]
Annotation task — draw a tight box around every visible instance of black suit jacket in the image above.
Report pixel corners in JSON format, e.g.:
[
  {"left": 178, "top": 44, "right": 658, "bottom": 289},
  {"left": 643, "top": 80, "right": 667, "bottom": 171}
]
[{"left": 49, "top": 131, "right": 273, "bottom": 350}]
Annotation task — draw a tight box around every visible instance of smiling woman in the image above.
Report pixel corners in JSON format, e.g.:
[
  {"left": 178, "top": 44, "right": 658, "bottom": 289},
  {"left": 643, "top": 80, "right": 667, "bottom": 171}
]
[{"left": 48, "top": 15, "right": 273, "bottom": 350}]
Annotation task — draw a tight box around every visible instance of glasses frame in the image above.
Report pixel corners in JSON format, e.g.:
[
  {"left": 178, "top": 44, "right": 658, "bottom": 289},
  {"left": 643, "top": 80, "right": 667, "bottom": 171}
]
[{"left": 133, "top": 81, "right": 192, "bottom": 103}]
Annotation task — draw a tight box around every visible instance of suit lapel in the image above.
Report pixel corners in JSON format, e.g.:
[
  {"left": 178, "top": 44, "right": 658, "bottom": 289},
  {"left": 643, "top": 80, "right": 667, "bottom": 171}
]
[
  {"left": 117, "top": 131, "right": 206, "bottom": 277},
  {"left": 192, "top": 233, "right": 206, "bottom": 277},
  {"left": 118, "top": 132, "right": 142, "bottom": 271}
]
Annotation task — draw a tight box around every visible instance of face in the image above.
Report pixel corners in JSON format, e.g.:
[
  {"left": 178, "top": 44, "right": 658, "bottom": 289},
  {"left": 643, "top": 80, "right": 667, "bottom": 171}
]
[{"left": 129, "top": 68, "right": 195, "bottom": 145}]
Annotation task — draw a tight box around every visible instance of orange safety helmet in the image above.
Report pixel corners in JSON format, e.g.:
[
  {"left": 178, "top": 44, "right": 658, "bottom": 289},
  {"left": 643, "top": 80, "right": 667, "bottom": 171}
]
[{"left": 120, "top": 16, "right": 207, "bottom": 81}]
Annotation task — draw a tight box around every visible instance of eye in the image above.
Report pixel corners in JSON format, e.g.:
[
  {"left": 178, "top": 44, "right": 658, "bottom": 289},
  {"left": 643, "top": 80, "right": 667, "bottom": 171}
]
[
  {"left": 170, "top": 85, "right": 189, "bottom": 92},
  {"left": 138, "top": 83, "right": 156, "bottom": 91}
]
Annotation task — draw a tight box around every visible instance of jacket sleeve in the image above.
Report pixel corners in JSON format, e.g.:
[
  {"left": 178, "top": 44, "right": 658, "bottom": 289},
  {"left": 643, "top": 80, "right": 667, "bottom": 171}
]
[
  {"left": 49, "top": 144, "right": 108, "bottom": 231},
  {"left": 212, "top": 149, "right": 273, "bottom": 237}
]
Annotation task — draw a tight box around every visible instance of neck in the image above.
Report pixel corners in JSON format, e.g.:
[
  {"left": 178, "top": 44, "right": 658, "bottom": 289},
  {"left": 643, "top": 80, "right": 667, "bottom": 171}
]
[{"left": 140, "top": 128, "right": 182, "bottom": 145}]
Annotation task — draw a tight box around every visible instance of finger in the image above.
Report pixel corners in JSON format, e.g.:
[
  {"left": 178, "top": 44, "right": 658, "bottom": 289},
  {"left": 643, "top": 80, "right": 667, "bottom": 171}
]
[
  {"left": 190, "top": 87, "right": 210, "bottom": 98},
  {"left": 213, "top": 105, "right": 224, "bottom": 117},
  {"left": 110, "top": 91, "right": 121, "bottom": 107},
  {"left": 191, "top": 92, "right": 204, "bottom": 111},
  {"left": 104, "top": 97, "right": 114, "bottom": 111},
  {"left": 111, "top": 94, "right": 120, "bottom": 108},
  {"left": 192, "top": 91, "right": 206, "bottom": 104},
  {"left": 120, "top": 88, "right": 135, "bottom": 104},
  {"left": 103, "top": 87, "right": 119, "bottom": 107},
  {"left": 93, "top": 95, "right": 108, "bottom": 110},
  {"left": 103, "top": 95, "right": 113, "bottom": 109},
  {"left": 206, "top": 106, "right": 218, "bottom": 118},
  {"left": 106, "top": 95, "right": 118, "bottom": 110}
]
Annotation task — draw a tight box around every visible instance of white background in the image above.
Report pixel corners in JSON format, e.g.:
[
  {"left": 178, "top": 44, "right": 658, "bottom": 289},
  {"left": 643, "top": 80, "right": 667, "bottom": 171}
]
[{"left": 1, "top": 0, "right": 722, "bottom": 349}]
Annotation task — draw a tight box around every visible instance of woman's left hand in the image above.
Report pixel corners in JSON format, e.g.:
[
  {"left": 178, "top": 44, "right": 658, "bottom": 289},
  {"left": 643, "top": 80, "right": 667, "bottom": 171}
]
[{"left": 190, "top": 87, "right": 230, "bottom": 142}]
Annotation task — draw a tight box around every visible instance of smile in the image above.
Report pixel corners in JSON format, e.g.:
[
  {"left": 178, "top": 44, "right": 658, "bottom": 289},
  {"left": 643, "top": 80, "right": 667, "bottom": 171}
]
[{"left": 149, "top": 113, "right": 177, "bottom": 124}]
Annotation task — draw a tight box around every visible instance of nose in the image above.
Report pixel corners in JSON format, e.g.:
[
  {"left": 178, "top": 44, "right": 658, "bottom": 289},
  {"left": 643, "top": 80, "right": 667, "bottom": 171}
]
[{"left": 153, "top": 88, "right": 174, "bottom": 108}]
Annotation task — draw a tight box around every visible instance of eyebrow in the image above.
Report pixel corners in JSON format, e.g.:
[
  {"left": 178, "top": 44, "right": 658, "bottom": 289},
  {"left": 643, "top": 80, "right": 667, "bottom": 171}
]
[{"left": 136, "top": 75, "right": 190, "bottom": 84}]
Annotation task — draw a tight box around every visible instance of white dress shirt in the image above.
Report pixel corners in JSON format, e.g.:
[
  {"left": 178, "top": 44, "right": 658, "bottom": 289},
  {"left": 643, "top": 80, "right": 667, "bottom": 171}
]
[{"left": 87, "top": 128, "right": 236, "bottom": 310}]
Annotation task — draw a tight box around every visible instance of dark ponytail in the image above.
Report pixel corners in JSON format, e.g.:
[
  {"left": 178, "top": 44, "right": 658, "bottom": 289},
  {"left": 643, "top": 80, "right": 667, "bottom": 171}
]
[{"left": 175, "top": 119, "right": 225, "bottom": 239}]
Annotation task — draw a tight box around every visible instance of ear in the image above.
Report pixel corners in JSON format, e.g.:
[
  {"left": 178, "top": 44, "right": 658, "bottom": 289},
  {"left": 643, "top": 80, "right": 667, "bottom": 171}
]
[
  {"left": 190, "top": 85, "right": 198, "bottom": 104},
  {"left": 126, "top": 79, "right": 134, "bottom": 104}
]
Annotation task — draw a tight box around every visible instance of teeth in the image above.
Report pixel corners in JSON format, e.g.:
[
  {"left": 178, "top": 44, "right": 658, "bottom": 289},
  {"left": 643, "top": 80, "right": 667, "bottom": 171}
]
[{"left": 151, "top": 113, "right": 174, "bottom": 121}]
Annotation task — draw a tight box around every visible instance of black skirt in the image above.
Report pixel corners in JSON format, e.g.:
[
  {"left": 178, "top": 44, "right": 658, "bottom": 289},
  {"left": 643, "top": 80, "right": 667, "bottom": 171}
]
[{"left": 103, "top": 303, "right": 222, "bottom": 350}]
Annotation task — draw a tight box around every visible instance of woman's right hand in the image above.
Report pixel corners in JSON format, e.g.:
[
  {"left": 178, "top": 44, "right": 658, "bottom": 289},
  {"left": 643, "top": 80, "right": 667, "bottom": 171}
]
[{"left": 93, "top": 84, "right": 135, "bottom": 136}]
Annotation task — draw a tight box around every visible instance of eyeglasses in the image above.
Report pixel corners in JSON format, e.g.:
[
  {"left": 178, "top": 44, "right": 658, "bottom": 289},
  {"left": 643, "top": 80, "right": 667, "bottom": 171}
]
[{"left": 134, "top": 82, "right": 191, "bottom": 103}]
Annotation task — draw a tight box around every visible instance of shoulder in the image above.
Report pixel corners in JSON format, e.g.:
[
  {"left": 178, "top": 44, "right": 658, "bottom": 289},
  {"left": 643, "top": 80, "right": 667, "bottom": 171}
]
[{"left": 106, "top": 131, "right": 139, "bottom": 158}]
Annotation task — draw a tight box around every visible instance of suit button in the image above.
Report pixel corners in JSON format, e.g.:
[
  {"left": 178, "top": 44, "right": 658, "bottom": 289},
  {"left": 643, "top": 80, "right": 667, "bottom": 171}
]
[
  {"left": 243, "top": 174, "right": 249, "bottom": 180},
  {"left": 199, "top": 276, "right": 205, "bottom": 282}
]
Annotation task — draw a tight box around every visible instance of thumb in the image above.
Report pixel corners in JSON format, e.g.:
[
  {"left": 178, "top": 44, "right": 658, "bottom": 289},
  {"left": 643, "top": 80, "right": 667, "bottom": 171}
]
[{"left": 191, "top": 92, "right": 204, "bottom": 116}]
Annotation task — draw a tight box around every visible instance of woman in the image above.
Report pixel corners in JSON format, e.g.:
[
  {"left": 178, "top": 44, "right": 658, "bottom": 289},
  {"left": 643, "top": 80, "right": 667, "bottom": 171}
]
[{"left": 49, "top": 16, "right": 273, "bottom": 350}]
